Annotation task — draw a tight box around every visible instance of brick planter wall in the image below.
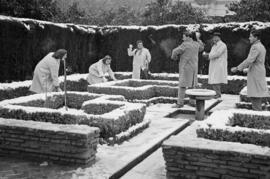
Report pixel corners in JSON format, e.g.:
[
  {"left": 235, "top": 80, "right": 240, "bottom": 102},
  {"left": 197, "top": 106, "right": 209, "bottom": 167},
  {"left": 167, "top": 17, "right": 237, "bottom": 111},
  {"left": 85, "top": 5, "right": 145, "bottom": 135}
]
[
  {"left": 162, "top": 110, "right": 270, "bottom": 179},
  {"left": 0, "top": 118, "right": 100, "bottom": 165},
  {"left": 163, "top": 144, "right": 270, "bottom": 179}
]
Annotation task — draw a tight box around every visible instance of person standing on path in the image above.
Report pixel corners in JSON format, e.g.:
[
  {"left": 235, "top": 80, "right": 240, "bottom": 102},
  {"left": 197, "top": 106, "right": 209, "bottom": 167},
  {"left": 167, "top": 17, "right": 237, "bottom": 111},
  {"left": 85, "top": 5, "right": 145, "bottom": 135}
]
[
  {"left": 231, "top": 30, "right": 269, "bottom": 111},
  {"left": 30, "top": 49, "right": 67, "bottom": 93},
  {"left": 171, "top": 31, "right": 204, "bottom": 108},
  {"left": 127, "top": 40, "right": 151, "bottom": 79},
  {"left": 203, "top": 32, "right": 228, "bottom": 99}
]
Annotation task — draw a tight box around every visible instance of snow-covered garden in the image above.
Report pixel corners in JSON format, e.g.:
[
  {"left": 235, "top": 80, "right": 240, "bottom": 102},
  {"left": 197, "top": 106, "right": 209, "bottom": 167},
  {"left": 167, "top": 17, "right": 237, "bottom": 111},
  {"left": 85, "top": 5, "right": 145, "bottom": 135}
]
[
  {"left": 1, "top": 13, "right": 270, "bottom": 179},
  {"left": 0, "top": 71, "right": 269, "bottom": 178}
]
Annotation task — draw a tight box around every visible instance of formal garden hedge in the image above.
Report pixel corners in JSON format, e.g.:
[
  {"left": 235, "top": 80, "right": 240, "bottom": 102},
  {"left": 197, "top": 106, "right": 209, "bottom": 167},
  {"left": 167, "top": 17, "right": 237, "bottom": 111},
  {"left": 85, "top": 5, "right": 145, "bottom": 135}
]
[
  {"left": 197, "top": 109, "right": 270, "bottom": 147},
  {"left": 0, "top": 92, "right": 146, "bottom": 140},
  {"left": 1, "top": 72, "right": 269, "bottom": 102},
  {"left": 162, "top": 109, "right": 270, "bottom": 178},
  {"left": 1, "top": 15, "right": 270, "bottom": 82}
]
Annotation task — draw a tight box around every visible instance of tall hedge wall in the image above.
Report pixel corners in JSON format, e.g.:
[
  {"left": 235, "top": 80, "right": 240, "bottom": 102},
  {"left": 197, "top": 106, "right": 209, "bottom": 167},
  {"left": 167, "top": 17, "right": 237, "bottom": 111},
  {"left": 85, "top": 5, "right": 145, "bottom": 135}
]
[{"left": 1, "top": 15, "right": 270, "bottom": 82}]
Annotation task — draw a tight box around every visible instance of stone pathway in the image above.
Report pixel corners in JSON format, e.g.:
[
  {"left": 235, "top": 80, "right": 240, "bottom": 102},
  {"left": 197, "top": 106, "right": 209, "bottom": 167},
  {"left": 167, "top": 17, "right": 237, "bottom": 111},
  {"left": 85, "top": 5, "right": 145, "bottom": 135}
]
[{"left": 120, "top": 94, "right": 239, "bottom": 179}]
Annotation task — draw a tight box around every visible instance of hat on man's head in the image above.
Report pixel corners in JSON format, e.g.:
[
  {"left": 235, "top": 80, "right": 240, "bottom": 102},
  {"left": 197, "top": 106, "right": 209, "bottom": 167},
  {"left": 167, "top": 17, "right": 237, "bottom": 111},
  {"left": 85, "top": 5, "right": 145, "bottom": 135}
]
[{"left": 212, "top": 32, "right": 221, "bottom": 37}]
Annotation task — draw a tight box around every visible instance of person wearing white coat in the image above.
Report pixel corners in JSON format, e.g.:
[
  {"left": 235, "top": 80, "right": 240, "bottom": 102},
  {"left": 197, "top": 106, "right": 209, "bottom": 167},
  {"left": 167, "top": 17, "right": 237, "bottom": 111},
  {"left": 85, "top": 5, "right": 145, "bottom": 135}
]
[
  {"left": 127, "top": 40, "right": 151, "bottom": 79},
  {"left": 204, "top": 32, "right": 228, "bottom": 98},
  {"left": 87, "top": 55, "right": 117, "bottom": 84},
  {"left": 30, "top": 49, "right": 67, "bottom": 93}
]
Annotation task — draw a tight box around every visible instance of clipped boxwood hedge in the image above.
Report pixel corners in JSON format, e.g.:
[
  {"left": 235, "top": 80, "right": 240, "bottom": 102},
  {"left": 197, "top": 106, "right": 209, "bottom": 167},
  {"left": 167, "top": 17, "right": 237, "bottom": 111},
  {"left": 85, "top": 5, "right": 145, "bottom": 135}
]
[
  {"left": 196, "top": 110, "right": 270, "bottom": 147},
  {"left": 239, "top": 86, "right": 270, "bottom": 103},
  {"left": 229, "top": 112, "right": 270, "bottom": 130},
  {"left": 0, "top": 92, "right": 146, "bottom": 139},
  {"left": 88, "top": 79, "right": 179, "bottom": 100},
  {"left": 2, "top": 72, "right": 270, "bottom": 101}
]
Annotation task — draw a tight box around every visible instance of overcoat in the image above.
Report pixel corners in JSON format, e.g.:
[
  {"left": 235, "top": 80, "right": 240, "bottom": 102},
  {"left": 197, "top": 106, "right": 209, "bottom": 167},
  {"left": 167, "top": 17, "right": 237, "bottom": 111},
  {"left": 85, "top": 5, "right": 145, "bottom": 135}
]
[
  {"left": 128, "top": 48, "right": 151, "bottom": 79},
  {"left": 208, "top": 40, "right": 228, "bottom": 84},
  {"left": 171, "top": 39, "right": 204, "bottom": 87},
  {"left": 87, "top": 59, "right": 114, "bottom": 84},
  {"left": 30, "top": 52, "right": 60, "bottom": 93},
  {"left": 237, "top": 40, "right": 269, "bottom": 97}
]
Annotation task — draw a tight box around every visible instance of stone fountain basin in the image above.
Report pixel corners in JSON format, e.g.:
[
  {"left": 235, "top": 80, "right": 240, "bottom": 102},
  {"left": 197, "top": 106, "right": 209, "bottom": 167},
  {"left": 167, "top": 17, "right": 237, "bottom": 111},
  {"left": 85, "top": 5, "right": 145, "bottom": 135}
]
[{"left": 186, "top": 89, "right": 216, "bottom": 100}]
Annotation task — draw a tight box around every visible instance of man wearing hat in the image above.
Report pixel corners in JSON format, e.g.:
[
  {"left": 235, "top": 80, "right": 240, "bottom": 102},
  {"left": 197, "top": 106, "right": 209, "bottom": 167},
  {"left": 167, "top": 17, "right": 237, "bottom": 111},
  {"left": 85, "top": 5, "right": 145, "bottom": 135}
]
[{"left": 203, "top": 32, "right": 228, "bottom": 99}]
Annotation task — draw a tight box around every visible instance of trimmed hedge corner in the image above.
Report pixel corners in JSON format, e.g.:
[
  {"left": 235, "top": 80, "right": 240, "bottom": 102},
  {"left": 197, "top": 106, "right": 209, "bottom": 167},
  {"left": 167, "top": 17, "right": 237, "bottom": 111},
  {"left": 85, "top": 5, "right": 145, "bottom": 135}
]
[{"left": 197, "top": 109, "right": 270, "bottom": 147}]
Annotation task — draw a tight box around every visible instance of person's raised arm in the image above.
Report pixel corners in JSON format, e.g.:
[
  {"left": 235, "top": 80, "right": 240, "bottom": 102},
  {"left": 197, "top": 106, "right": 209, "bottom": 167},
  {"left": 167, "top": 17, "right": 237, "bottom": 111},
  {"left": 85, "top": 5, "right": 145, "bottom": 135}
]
[
  {"left": 127, "top": 44, "right": 136, "bottom": 56},
  {"left": 171, "top": 43, "right": 185, "bottom": 61}
]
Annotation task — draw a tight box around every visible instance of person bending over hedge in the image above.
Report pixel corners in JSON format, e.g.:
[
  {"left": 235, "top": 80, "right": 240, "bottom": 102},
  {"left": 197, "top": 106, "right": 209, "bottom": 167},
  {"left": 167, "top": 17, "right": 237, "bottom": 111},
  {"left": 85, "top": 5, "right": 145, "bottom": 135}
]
[
  {"left": 231, "top": 30, "right": 269, "bottom": 111},
  {"left": 30, "top": 49, "right": 67, "bottom": 93},
  {"left": 87, "top": 55, "right": 117, "bottom": 84}
]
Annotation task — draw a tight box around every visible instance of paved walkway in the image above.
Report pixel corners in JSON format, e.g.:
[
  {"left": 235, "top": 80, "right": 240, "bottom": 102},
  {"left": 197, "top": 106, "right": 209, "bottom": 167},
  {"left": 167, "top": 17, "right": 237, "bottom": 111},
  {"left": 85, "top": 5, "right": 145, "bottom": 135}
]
[{"left": 121, "top": 94, "right": 239, "bottom": 179}]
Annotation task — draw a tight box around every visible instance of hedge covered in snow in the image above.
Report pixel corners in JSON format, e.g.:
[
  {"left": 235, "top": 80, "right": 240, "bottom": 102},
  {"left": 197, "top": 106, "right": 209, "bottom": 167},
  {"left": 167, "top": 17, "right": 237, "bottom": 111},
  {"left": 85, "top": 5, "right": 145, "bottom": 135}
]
[
  {"left": 88, "top": 79, "right": 178, "bottom": 100},
  {"left": 0, "top": 92, "right": 146, "bottom": 139},
  {"left": 239, "top": 86, "right": 270, "bottom": 103},
  {"left": 1, "top": 72, "right": 270, "bottom": 101},
  {"left": 197, "top": 109, "right": 270, "bottom": 147},
  {"left": 1, "top": 15, "right": 270, "bottom": 82}
]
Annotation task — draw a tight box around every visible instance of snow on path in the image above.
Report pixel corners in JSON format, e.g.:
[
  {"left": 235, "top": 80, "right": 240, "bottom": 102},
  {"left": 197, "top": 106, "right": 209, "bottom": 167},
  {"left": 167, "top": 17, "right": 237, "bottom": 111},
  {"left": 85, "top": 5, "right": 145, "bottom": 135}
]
[{"left": 65, "top": 104, "right": 190, "bottom": 179}]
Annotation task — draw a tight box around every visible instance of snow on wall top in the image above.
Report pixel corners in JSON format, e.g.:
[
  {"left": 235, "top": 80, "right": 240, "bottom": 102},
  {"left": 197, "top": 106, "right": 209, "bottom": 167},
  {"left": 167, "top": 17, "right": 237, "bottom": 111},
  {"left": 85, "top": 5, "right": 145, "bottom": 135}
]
[
  {"left": 0, "top": 15, "right": 97, "bottom": 34},
  {"left": 1, "top": 15, "right": 270, "bottom": 34}
]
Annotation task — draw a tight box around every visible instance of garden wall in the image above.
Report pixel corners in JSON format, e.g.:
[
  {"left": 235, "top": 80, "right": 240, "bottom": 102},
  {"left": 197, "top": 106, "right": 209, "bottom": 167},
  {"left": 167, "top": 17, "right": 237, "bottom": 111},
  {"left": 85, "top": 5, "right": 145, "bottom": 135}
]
[
  {"left": 1, "top": 15, "right": 270, "bottom": 82},
  {"left": 0, "top": 118, "right": 100, "bottom": 164}
]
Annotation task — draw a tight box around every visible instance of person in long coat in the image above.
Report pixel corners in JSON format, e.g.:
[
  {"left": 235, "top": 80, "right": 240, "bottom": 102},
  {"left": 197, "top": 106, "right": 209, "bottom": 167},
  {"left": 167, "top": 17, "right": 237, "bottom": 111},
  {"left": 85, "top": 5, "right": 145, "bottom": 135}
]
[
  {"left": 30, "top": 49, "right": 67, "bottom": 93},
  {"left": 127, "top": 40, "right": 151, "bottom": 79},
  {"left": 171, "top": 31, "right": 204, "bottom": 108},
  {"left": 231, "top": 30, "right": 269, "bottom": 111},
  {"left": 87, "top": 55, "right": 117, "bottom": 84},
  {"left": 204, "top": 32, "right": 228, "bottom": 98}
]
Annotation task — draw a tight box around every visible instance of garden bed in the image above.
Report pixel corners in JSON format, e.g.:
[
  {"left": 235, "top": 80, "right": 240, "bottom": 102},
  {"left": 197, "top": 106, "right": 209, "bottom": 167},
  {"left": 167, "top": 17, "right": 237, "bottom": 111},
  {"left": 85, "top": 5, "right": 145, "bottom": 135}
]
[
  {"left": 0, "top": 92, "right": 146, "bottom": 140},
  {"left": 197, "top": 109, "right": 270, "bottom": 147},
  {"left": 162, "top": 109, "right": 270, "bottom": 178},
  {"left": 88, "top": 79, "right": 179, "bottom": 101}
]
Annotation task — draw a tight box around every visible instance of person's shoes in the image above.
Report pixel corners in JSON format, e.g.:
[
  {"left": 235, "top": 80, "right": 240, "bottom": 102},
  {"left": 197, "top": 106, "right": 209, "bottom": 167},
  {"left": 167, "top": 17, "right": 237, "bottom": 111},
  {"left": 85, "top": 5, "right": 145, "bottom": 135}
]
[{"left": 172, "top": 104, "right": 184, "bottom": 108}]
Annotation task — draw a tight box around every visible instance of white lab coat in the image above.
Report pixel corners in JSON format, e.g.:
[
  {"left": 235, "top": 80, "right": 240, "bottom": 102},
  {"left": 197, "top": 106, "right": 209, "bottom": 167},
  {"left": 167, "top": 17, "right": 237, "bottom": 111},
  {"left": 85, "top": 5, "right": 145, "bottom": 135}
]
[
  {"left": 128, "top": 48, "right": 151, "bottom": 79},
  {"left": 30, "top": 52, "right": 60, "bottom": 93},
  {"left": 208, "top": 40, "right": 228, "bottom": 84}
]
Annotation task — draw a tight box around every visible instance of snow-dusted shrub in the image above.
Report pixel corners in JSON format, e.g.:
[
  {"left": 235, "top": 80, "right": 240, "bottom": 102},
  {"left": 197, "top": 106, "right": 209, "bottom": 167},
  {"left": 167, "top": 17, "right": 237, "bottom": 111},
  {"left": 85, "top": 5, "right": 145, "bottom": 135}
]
[
  {"left": 239, "top": 86, "right": 270, "bottom": 103},
  {"left": 197, "top": 109, "right": 270, "bottom": 147},
  {"left": 2, "top": 72, "right": 268, "bottom": 102},
  {"left": 229, "top": 112, "right": 270, "bottom": 130},
  {"left": 88, "top": 79, "right": 178, "bottom": 100},
  {"left": 0, "top": 92, "right": 146, "bottom": 139}
]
